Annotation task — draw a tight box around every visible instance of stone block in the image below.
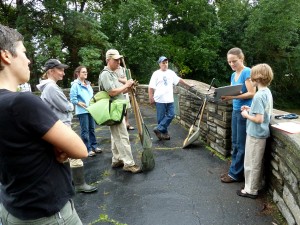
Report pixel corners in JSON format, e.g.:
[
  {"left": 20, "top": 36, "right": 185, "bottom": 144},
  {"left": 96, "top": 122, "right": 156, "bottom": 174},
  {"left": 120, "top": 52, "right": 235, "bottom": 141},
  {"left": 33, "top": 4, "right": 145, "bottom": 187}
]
[
  {"left": 217, "top": 105, "right": 232, "bottom": 112},
  {"left": 285, "top": 152, "right": 300, "bottom": 180},
  {"left": 208, "top": 126, "right": 217, "bottom": 133},
  {"left": 210, "top": 142, "right": 229, "bottom": 156},
  {"left": 270, "top": 159, "right": 279, "bottom": 171},
  {"left": 216, "top": 136, "right": 224, "bottom": 145},
  {"left": 273, "top": 190, "right": 296, "bottom": 225},
  {"left": 217, "top": 126, "right": 230, "bottom": 138},
  {"left": 206, "top": 102, "right": 217, "bottom": 113},
  {"left": 279, "top": 161, "right": 299, "bottom": 194},
  {"left": 214, "top": 118, "right": 230, "bottom": 128},
  {"left": 207, "top": 120, "right": 216, "bottom": 127},
  {"left": 271, "top": 169, "right": 283, "bottom": 185},
  {"left": 217, "top": 109, "right": 223, "bottom": 116},
  {"left": 223, "top": 111, "right": 232, "bottom": 122},
  {"left": 283, "top": 186, "right": 300, "bottom": 225},
  {"left": 270, "top": 172, "right": 284, "bottom": 194},
  {"left": 207, "top": 133, "right": 216, "bottom": 142}
]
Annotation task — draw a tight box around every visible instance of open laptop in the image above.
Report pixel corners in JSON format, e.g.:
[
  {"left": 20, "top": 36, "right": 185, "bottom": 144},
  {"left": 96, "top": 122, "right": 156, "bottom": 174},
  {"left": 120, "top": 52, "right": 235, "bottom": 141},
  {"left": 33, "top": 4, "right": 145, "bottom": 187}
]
[{"left": 213, "top": 84, "right": 243, "bottom": 102}]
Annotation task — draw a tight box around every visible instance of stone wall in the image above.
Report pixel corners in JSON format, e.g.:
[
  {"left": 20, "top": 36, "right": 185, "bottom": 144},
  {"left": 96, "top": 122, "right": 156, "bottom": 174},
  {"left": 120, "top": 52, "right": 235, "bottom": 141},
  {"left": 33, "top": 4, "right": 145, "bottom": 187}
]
[
  {"left": 135, "top": 83, "right": 300, "bottom": 225},
  {"left": 267, "top": 109, "right": 300, "bottom": 225},
  {"left": 136, "top": 80, "right": 233, "bottom": 156}
]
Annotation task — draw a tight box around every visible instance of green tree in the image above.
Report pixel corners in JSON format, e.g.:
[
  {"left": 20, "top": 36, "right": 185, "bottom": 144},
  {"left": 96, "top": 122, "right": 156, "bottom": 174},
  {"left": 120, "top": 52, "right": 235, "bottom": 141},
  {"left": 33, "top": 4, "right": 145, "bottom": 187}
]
[
  {"left": 100, "top": 0, "right": 159, "bottom": 83},
  {"left": 244, "top": 0, "right": 300, "bottom": 108},
  {"left": 152, "top": 0, "right": 221, "bottom": 84},
  {"left": 213, "top": 0, "right": 253, "bottom": 86},
  {"left": 8, "top": 0, "right": 110, "bottom": 87}
]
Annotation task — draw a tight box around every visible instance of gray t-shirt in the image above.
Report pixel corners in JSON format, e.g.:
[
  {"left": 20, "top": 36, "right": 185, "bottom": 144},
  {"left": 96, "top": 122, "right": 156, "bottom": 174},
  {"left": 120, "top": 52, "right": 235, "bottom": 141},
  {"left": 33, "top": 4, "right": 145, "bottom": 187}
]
[
  {"left": 98, "top": 67, "right": 125, "bottom": 101},
  {"left": 246, "top": 88, "right": 273, "bottom": 138}
]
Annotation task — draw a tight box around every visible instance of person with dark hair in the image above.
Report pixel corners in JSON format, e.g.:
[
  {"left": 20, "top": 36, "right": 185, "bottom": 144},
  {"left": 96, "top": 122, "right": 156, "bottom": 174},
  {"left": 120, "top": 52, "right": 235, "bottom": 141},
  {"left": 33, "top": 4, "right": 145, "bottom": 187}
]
[
  {"left": 36, "top": 59, "right": 98, "bottom": 193},
  {"left": 237, "top": 63, "right": 274, "bottom": 199},
  {"left": 220, "top": 47, "right": 256, "bottom": 183},
  {"left": 70, "top": 66, "right": 102, "bottom": 157},
  {"left": 0, "top": 24, "right": 86, "bottom": 225}
]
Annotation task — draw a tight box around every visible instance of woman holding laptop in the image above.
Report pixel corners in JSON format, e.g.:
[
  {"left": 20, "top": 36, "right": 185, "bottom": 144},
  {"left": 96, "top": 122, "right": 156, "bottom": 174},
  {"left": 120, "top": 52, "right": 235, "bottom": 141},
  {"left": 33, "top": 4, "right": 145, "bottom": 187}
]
[{"left": 220, "top": 47, "right": 255, "bottom": 183}]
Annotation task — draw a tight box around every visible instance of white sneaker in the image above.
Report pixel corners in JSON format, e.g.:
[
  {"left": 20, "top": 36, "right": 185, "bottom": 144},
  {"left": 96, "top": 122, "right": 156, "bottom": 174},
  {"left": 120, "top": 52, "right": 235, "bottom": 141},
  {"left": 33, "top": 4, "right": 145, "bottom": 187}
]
[
  {"left": 88, "top": 151, "right": 96, "bottom": 157},
  {"left": 92, "top": 147, "right": 102, "bottom": 153}
]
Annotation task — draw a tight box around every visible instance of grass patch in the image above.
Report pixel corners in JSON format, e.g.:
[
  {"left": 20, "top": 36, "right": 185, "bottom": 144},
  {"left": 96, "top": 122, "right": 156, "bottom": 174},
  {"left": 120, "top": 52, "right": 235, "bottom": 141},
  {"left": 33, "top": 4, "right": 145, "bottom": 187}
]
[
  {"left": 90, "top": 214, "right": 127, "bottom": 225},
  {"left": 89, "top": 169, "right": 111, "bottom": 186},
  {"left": 101, "top": 169, "right": 111, "bottom": 179},
  {"left": 204, "top": 145, "right": 229, "bottom": 161},
  {"left": 155, "top": 147, "right": 182, "bottom": 151}
]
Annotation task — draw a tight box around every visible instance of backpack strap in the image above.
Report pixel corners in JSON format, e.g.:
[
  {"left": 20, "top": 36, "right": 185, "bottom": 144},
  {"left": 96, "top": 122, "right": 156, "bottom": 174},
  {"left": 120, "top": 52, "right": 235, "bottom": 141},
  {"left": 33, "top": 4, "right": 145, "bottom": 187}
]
[{"left": 99, "top": 69, "right": 115, "bottom": 91}]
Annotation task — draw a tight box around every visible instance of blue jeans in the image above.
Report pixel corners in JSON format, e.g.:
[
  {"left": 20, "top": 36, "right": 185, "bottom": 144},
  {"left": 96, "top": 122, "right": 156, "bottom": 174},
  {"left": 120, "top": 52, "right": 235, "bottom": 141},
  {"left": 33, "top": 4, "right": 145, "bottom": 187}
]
[
  {"left": 77, "top": 113, "right": 97, "bottom": 152},
  {"left": 155, "top": 102, "right": 175, "bottom": 134},
  {"left": 228, "top": 110, "right": 247, "bottom": 180}
]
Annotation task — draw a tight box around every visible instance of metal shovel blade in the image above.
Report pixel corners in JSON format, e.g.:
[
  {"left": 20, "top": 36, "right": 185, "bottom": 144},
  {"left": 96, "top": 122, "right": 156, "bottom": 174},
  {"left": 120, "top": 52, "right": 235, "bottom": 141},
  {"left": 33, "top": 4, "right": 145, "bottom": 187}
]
[
  {"left": 182, "top": 98, "right": 207, "bottom": 148},
  {"left": 182, "top": 127, "right": 201, "bottom": 148},
  {"left": 182, "top": 78, "right": 214, "bottom": 149}
]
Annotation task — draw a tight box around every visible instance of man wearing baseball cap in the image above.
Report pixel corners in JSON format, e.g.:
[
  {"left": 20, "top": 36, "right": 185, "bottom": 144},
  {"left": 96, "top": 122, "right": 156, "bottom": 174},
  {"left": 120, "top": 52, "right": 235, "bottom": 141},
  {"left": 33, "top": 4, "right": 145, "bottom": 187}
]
[
  {"left": 149, "top": 56, "right": 194, "bottom": 140},
  {"left": 98, "top": 49, "right": 141, "bottom": 174}
]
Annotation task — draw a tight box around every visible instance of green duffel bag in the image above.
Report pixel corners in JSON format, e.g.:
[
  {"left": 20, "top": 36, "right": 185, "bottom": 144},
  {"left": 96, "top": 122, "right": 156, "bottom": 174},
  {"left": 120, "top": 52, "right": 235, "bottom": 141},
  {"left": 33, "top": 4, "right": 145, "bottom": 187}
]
[
  {"left": 87, "top": 91, "right": 128, "bottom": 126},
  {"left": 141, "top": 124, "right": 155, "bottom": 171}
]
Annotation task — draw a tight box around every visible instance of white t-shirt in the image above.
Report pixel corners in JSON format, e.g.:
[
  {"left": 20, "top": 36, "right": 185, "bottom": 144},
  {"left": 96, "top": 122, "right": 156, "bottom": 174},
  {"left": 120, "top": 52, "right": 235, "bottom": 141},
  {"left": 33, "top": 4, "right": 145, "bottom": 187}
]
[{"left": 149, "top": 69, "right": 180, "bottom": 103}]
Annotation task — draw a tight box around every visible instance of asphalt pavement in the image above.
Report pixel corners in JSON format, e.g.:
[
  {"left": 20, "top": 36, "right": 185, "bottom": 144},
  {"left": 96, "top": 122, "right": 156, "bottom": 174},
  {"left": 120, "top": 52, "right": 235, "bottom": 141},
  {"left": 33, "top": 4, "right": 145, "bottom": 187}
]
[{"left": 72, "top": 104, "right": 280, "bottom": 225}]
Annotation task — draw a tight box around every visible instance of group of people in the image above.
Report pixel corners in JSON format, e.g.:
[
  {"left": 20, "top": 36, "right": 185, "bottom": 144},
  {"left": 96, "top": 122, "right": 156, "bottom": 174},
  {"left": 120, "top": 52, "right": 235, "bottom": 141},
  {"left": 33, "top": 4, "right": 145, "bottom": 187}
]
[
  {"left": 220, "top": 47, "right": 274, "bottom": 200},
  {"left": 0, "top": 25, "right": 141, "bottom": 225},
  {"left": 147, "top": 47, "right": 274, "bottom": 200},
  {"left": 0, "top": 22, "right": 274, "bottom": 225}
]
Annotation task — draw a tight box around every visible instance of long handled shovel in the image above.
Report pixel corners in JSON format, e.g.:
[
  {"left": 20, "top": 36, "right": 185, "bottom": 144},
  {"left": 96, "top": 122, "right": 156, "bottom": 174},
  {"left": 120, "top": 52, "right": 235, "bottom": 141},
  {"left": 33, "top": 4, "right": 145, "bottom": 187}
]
[
  {"left": 182, "top": 78, "right": 215, "bottom": 148},
  {"left": 121, "top": 58, "right": 154, "bottom": 171},
  {"left": 121, "top": 58, "right": 143, "bottom": 138}
]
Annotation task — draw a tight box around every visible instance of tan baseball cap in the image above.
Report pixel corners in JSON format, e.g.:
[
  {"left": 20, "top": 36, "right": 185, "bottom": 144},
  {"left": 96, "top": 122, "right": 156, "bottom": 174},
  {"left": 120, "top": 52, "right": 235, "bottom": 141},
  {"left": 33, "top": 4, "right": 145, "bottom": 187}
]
[{"left": 106, "top": 49, "right": 123, "bottom": 60}]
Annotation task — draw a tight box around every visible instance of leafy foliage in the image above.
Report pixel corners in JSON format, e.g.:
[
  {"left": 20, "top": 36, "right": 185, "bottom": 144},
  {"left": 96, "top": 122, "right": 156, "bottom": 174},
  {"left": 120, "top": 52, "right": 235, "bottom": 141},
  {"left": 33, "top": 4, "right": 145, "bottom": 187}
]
[
  {"left": 244, "top": 0, "right": 300, "bottom": 108},
  {"left": 1, "top": 0, "right": 300, "bottom": 108}
]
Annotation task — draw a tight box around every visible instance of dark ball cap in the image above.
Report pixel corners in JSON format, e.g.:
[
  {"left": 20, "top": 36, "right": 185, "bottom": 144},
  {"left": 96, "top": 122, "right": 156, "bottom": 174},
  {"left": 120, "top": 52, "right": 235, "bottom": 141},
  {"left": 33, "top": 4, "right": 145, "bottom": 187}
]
[{"left": 43, "top": 59, "right": 69, "bottom": 71}]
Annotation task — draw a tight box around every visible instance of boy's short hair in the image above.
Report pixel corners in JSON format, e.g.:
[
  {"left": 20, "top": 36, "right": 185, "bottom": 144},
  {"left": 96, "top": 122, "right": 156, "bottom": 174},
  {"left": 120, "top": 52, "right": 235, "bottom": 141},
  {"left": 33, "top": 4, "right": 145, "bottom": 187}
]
[
  {"left": 0, "top": 24, "right": 24, "bottom": 71},
  {"left": 251, "top": 63, "right": 274, "bottom": 86}
]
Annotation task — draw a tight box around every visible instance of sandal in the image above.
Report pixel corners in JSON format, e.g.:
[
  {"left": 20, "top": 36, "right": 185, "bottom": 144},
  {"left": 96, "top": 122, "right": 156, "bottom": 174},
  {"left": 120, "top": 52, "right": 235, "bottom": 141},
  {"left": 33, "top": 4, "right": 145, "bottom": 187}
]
[
  {"left": 236, "top": 189, "right": 257, "bottom": 199},
  {"left": 127, "top": 125, "right": 135, "bottom": 130}
]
